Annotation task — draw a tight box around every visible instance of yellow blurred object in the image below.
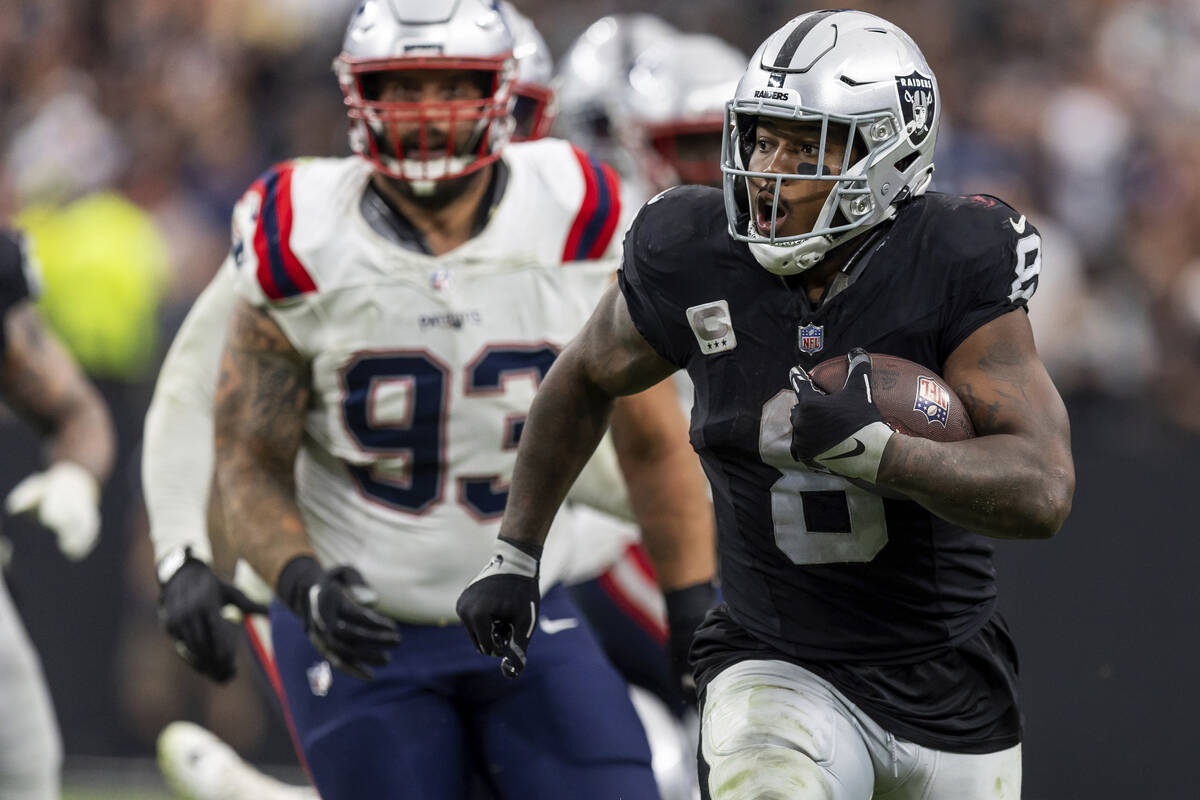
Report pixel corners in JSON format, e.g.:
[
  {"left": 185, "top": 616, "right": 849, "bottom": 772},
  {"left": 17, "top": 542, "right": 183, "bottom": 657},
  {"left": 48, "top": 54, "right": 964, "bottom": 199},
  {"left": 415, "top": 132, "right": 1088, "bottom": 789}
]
[{"left": 17, "top": 192, "right": 169, "bottom": 380}]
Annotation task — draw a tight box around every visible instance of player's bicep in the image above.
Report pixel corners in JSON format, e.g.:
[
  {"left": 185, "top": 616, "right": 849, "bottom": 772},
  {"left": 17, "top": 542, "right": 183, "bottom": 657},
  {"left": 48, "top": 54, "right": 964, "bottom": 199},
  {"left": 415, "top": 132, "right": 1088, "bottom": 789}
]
[
  {"left": 573, "top": 283, "right": 677, "bottom": 397},
  {"left": 943, "top": 309, "right": 1068, "bottom": 444},
  {"left": 213, "top": 300, "right": 309, "bottom": 472},
  {"left": 0, "top": 302, "right": 100, "bottom": 432}
]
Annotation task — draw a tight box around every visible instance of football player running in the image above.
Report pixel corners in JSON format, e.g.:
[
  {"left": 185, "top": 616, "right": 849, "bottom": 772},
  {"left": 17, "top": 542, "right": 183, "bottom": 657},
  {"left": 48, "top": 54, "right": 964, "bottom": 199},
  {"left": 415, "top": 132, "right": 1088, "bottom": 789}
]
[
  {"left": 0, "top": 228, "right": 114, "bottom": 800},
  {"left": 458, "top": 10, "right": 1075, "bottom": 800},
  {"left": 209, "top": 1, "right": 712, "bottom": 799}
]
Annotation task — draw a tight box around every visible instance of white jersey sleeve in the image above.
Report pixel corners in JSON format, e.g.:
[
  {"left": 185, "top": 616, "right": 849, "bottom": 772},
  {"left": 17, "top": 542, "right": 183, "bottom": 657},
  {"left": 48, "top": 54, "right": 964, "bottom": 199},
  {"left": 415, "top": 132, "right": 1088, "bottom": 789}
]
[{"left": 142, "top": 263, "right": 237, "bottom": 565}]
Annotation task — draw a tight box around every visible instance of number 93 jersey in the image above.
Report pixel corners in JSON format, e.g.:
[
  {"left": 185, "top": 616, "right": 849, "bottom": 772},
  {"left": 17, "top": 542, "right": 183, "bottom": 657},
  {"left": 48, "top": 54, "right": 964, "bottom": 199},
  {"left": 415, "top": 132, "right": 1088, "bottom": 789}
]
[
  {"left": 230, "top": 141, "right": 626, "bottom": 624},
  {"left": 619, "top": 186, "right": 1041, "bottom": 664}
]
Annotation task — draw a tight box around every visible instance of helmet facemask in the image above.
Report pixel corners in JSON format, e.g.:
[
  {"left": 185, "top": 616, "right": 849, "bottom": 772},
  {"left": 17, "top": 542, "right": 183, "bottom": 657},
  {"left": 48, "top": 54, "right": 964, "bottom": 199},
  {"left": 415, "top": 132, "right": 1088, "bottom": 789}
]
[
  {"left": 722, "top": 102, "right": 918, "bottom": 275},
  {"left": 335, "top": 55, "right": 517, "bottom": 186}
]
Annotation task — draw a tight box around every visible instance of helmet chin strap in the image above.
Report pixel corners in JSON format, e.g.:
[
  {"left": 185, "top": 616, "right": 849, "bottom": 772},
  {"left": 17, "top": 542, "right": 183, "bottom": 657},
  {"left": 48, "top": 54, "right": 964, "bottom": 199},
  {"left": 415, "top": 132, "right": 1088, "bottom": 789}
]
[
  {"left": 741, "top": 173, "right": 844, "bottom": 276},
  {"left": 747, "top": 231, "right": 833, "bottom": 276}
]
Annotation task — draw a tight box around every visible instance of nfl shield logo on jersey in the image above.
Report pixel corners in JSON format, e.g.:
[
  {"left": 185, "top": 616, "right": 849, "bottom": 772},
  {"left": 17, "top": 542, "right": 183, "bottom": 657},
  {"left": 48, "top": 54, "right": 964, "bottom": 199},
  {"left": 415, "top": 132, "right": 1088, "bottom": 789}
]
[
  {"left": 430, "top": 267, "right": 452, "bottom": 291},
  {"left": 307, "top": 660, "right": 333, "bottom": 697},
  {"left": 798, "top": 323, "right": 824, "bottom": 355},
  {"left": 913, "top": 376, "right": 950, "bottom": 426}
]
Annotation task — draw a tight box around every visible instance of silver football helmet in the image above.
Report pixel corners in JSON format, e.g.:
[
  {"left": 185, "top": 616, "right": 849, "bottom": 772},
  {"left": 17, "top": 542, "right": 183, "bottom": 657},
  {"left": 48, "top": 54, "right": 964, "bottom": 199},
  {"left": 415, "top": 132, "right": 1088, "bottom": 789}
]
[
  {"left": 553, "top": 14, "right": 679, "bottom": 179},
  {"left": 722, "top": 9, "right": 940, "bottom": 275},
  {"left": 333, "top": 0, "right": 517, "bottom": 183},
  {"left": 625, "top": 34, "right": 747, "bottom": 189},
  {"left": 501, "top": 2, "right": 555, "bottom": 141}
]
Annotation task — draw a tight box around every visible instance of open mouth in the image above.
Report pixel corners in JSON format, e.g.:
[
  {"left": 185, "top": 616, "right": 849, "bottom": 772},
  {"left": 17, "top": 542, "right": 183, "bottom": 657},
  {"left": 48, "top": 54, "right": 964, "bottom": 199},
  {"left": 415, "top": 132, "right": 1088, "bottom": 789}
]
[{"left": 754, "top": 189, "right": 788, "bottom": 236}]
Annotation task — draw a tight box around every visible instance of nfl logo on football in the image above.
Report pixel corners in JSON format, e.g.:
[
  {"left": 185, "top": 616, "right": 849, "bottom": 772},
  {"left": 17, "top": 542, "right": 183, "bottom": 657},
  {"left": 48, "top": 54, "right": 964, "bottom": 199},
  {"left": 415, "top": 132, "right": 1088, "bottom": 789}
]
[
  {"left": 914, "top": 376, "right": 950, "bottom": 426},
  {"left": 798, "top": 323, "right": 823, "bottom": 355}
]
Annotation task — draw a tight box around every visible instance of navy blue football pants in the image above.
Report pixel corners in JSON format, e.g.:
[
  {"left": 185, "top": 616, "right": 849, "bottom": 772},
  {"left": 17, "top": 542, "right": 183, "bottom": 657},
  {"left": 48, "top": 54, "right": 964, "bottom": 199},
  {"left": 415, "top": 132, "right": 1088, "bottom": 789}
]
[{"left": 268, "top": 584, "right": 659, "bottom": 800}]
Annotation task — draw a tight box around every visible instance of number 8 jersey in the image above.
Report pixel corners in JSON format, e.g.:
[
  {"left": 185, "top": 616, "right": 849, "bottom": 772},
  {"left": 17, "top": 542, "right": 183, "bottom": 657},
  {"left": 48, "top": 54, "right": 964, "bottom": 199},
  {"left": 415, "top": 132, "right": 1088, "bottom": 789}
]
[
  {"left": 230, "top": 140, "right": 626, "bottom": 624},
  {"left": 618, "top": 185, "right": 1041, "bottom": 751}
]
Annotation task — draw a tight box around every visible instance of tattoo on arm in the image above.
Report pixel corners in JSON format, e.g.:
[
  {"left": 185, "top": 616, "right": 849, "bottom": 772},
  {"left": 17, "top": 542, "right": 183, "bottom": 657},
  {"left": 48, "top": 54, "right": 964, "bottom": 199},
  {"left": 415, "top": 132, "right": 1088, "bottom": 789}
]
[
  {"left": 953, "top": 382, "right": 1002, "bottom": 431},
  {"left": 0, "top": 303, "right": 114, "bottom": 480},
  {"left": 213, "top": 301, "right": 313, "bottom": 586}
]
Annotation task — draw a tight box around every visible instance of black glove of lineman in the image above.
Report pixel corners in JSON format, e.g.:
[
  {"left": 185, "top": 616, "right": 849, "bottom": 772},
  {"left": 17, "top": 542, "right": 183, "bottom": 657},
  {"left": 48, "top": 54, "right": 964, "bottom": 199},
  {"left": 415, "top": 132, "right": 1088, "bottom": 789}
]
[
  {"left": 789, "top": 347, "right": 896, "bottom": 484},
  {"left": 456, "top": 536, "right": 542, "bottom": 680},
  {"left": 277, "top": 556, "right": 401, "bottom": 681},
  {"left": 158, "top": 554, "right": 268, "bottom": 683},
  {"left": 664, "top": 581, "right": 718, "bottom": 708}
]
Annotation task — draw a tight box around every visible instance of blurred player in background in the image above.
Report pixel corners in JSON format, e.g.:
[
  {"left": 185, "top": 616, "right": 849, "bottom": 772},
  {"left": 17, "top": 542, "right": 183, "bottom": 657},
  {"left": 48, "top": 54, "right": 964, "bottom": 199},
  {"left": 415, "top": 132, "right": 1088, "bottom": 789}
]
[
  {"left": 624, "top": 34, "right": 748, "bottom": 191},
  {"left": 147, "top": 3, "right": 702, "bottom": 798},
  {"left": 553, "top": 14, "right": 679, "bottom": 202},
  {"left": 459, "top": 9, "right": 1075, "bottom": 799},
  {"left": 181, "top": 0, "right": 713, "bottom": 797},
  {"left": 0, "top": 227, "right": 114, "bottom": 800}
]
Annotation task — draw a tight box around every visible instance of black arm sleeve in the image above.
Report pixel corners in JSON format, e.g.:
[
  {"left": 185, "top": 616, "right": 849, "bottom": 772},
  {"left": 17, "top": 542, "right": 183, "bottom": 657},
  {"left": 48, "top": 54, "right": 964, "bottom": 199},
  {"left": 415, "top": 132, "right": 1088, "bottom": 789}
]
[{"left": 0, "top": 229, "right": 38, "bottom": 354}]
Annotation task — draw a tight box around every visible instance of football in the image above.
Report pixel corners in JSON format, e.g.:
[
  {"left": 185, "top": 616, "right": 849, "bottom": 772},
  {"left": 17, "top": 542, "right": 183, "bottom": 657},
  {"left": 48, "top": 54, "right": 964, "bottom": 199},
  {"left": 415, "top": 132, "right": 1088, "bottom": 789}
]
[{"left": 808, "top": 353, "right": 975, "bottom": 442}]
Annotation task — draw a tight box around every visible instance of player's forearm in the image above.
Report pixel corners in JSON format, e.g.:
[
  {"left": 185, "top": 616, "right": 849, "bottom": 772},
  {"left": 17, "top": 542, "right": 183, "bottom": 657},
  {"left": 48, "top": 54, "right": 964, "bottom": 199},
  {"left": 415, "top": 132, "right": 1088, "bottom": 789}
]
[
  {"left": 44, "top": 385, "right": 115, "bottom": 482},
  {"left": 877, "top": 432, "right": 1074, "bottom": 539},
  {"left": 497, "top": 352, "right": 616, "bottom": 550},
  {"left": 214, "top": 445, "right": 314, "bottom": 587},
  {"left": 1, "top": 305, "right": 114, "bottom": 481},
  {"left": 611, "top": 382, "right": 715, "bottom": 591},
  {"left": 143, "top": 388, "right": 217, "bottom": 562},
  {"left": 213, "top": 300, "right": 315, "bottom": 587},
  {"left": 143, "top": 267, "right": 237, "bottom": 563}
]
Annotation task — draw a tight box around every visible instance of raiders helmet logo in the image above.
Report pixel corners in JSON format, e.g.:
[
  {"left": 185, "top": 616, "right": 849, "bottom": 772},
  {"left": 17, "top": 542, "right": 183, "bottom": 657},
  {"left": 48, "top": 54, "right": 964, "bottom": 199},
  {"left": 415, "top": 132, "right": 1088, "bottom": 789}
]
[{"left": 895, "top": 71, "right": 935, "bottom": 146}]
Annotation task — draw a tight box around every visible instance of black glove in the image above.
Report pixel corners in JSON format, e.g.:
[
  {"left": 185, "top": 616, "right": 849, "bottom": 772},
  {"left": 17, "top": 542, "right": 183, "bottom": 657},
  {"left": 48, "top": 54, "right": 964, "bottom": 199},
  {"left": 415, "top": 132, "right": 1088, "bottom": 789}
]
[
  {"left": 789, "top": 347, "right": 895, "bottom": 483},
  {"left": 664, "top": 580, "right": 717, "bottom": 707},
  {"left": 158, "top": 553, "right": 268, "bottom": 683},
  {"left": 456, "top": 536, "right": 542, "bottom": 680},
  {"left": 277, "top": 556, "right": 401, "bottom": 681}
]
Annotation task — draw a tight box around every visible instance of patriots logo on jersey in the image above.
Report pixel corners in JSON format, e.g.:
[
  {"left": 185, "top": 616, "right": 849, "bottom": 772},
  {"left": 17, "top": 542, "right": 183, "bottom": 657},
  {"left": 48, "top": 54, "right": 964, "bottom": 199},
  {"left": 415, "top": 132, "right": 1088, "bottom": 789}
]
[
  {"left": 798, "top": 323, "right": 824, "bottom": 355},
  {"left": 913, "top": 376, "right": 949, "bottom": 426}
]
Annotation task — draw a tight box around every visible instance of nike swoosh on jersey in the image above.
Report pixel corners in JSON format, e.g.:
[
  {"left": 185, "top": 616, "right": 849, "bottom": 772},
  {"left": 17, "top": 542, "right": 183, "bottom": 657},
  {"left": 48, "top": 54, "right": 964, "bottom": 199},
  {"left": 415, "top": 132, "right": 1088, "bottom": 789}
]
[
  {"left": 1009, "top": 215, "right": 1026, "bottom": 234},
  {"left": 538, "top": 617, "right": 580, "bottom": 635},
  {"left": 823, "top": 438, "right": 866, "bottom": 460}
]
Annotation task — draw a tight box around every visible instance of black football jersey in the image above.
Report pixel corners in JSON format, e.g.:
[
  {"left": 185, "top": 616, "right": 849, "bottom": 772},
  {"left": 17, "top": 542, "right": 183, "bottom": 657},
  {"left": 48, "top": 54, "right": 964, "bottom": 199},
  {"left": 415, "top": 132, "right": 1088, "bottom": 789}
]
[
  {"left": 0, "top": 229, "right": 37, "bottom": 353},
  {"left": 618, "top": 186, "right": 1040, "bottom": 750}
]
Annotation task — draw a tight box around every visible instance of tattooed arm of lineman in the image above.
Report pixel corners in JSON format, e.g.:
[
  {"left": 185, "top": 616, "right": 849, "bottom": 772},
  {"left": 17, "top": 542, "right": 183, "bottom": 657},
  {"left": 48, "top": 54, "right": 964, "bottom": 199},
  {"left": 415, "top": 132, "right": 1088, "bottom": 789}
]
[{"left": 212, "top": 300, "right": 315, "bottom": 587}]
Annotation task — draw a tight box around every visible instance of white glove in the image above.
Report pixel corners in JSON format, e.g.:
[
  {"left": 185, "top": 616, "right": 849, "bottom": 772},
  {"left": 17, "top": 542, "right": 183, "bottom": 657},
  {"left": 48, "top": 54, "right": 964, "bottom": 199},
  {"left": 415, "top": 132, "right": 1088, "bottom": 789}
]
[{"left": 6, "top": 461, "right": 101, "bottom": 561}]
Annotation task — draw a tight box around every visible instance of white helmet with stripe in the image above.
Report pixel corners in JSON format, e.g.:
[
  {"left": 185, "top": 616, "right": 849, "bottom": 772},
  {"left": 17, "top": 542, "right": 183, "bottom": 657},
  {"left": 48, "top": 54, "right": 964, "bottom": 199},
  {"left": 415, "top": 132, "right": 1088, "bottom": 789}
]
[{"left": 333, "top": 0, "right": 517, "bottom": 183}]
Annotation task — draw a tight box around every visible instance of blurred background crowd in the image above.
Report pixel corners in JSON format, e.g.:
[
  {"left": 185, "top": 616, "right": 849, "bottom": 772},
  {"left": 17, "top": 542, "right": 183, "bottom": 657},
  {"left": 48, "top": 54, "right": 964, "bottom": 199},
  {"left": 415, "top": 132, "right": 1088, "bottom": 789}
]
[{"left": 0, "top": 1, "right": 1196, "bottom": 798}]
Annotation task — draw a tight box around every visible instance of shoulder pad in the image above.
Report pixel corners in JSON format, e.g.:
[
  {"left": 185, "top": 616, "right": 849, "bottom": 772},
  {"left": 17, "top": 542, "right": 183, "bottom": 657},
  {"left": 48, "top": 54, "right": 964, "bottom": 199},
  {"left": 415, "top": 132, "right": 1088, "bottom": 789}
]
[
  {"left": 561, "top": 144, "right": 622, "bottom": 262},
  {"left": 233, "top": 161, "right": 318, "bottom": 303},
  {"left": 913, "top": 193, "right": 1035, "bottom": 263},
  {"left": 633, "top": 184, "right": 725, "bottom": 252}
]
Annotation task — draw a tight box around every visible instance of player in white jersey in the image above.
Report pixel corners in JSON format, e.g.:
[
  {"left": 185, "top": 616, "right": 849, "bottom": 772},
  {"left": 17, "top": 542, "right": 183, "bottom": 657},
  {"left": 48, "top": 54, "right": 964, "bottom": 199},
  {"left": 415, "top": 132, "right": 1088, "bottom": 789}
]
[{"left": 205, "top": 2, "right": 713, "bottom": 798}]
